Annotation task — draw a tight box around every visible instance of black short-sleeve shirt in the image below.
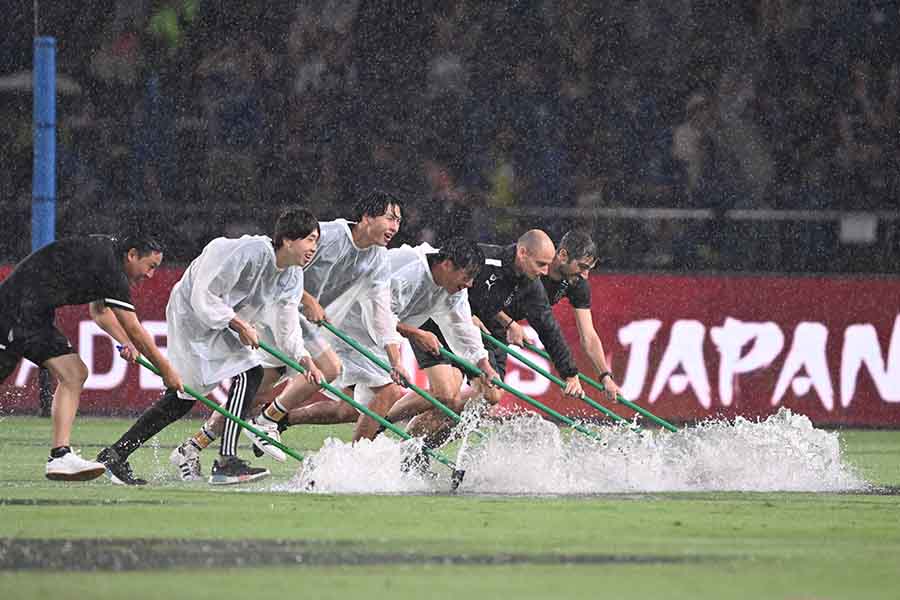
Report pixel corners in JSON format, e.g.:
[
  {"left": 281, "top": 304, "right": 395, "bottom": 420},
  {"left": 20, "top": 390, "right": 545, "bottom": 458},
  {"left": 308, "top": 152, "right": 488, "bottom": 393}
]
[
  {"left": 0, "top": 235, "right": 134, "bottom": 324},
  {"left": 541, "top": 276, "right": 591, "bottom": 310}
]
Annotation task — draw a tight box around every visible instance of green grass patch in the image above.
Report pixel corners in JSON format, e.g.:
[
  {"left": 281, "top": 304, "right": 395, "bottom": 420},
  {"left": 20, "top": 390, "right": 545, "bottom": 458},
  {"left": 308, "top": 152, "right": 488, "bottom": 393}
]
[{"left": 1, "top": 415, "right": 899, "bottom": 599}]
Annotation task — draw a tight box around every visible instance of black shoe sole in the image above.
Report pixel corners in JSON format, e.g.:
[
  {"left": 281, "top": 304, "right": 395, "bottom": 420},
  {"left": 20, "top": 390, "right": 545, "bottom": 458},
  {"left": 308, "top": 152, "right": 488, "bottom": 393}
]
[{"left": 208, "top": 470, "right": 270, "bottom": 486}]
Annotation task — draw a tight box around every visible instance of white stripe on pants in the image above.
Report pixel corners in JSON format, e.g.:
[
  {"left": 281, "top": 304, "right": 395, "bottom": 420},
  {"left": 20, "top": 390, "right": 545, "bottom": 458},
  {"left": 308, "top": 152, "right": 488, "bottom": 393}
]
[{"left": 221, "top": 372, "right": 248, "bottom": 457}]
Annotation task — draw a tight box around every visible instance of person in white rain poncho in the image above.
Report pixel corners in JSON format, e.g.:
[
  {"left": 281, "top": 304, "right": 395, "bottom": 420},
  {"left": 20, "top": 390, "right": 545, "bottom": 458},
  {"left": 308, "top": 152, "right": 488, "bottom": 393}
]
[
  {"left": 98, "top": 208, "right": 324, "bottom": 486},
  {"left": 171, "top": 191, "right": 409, "bottom": 474},
  {"left": 285, "top": 238, "right": 499, "bottom": 441}
]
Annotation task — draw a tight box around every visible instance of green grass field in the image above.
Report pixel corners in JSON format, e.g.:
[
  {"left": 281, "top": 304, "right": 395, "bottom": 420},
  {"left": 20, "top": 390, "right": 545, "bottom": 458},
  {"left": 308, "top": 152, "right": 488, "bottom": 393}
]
[{"left": 2, "top": 415, "right": 899, "bottom": 599}]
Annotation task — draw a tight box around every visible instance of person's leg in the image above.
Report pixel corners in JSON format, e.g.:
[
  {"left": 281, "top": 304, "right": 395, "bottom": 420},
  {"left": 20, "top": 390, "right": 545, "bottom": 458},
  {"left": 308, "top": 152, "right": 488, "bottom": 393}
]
[
  {"left": 98, "top": 387, "right": 196, "bottom": 485},
  {"left": 169, "top": 365, "right": 284, "bottom": 480},
  {"left": 406, "top": 409, "right": 456, "bottom": 448},
  {"left": 258, "top": 348, "right": 340, "bottom": 424},
  {"left": 401, "top": 362, "right": 483, "bottom": 476},
  {"left": 288, "top": 392, "right": 358, "bottom": 426},
  {"left": 22, "top": 324, "right": 105, "bottom": 480},
  {"left": 186, "top": 367, "right": 283, "bottom": 448},
  {"left": 484, "top": 342, "right": 508, "bottom": 404},
  {"left": 39, "top": 352, "right": 108, "bottom": 481},
  {"left": 219, "top": 366, "right": 265, "bottom": 459},
  {"left": 353, "top": 383, "right": 404, "bottom": 442},
  {"left": 42, "top": 353, "right": 88, "bottom": 449},
  {"left": 20, "top": 324, "right": 88, "bottom": 451},
  {"left": 243, "top": 349, "right": 340, "bottom": 459},
  {"left": 385, "top": 364, "right": 463, "bottom": 423},
  {"left": 106, "top": 388, "right": 195, "bottom": 459},
  {"left": 384, "top": 389, "right": 432, "bottom": 424},
  {"left": 209, "top": 366, "right": 270, "bottom": 485}
]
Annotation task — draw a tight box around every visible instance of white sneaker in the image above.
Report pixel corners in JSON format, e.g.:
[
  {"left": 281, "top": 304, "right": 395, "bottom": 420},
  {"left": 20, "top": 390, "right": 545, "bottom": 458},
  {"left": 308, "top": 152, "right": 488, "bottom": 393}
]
[
  {"left": 169, "top": 441, "right": 202, "bottom": 481},
  {"left": 45, "top": 450, "right": 106, "bottom": 481},
  {"left": 243, "top": 416, "right": 287, "bottom": 462}
]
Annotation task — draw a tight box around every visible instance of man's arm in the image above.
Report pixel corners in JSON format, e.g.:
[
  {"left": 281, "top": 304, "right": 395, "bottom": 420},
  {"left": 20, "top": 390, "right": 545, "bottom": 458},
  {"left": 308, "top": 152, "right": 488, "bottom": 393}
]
[
  {"left": 272, "top": 296, "right": 323, "bottom": 384},
  {"left": 110, "top": 306, "right": 183, "bottom": 391},
  {"left": 520, "top": 283, "right": 583, "bottom": 398},
  {"left": 383, "top": 342, "right": 409, "bottom": 386},
  {"left": 301, "top": 290, "right": 327, "bottom": 323},
  {"left": 494, "top": 310, "right": 536, "bottom": 347},
  {"left": 573, "top": 307, "right": 620, "bottom": 400},
  {"left": 89, "top": 301, "right": 135, "bottom": 354},
  {"left": 397, "top": 322, "right": 441, "bottom": 355}
]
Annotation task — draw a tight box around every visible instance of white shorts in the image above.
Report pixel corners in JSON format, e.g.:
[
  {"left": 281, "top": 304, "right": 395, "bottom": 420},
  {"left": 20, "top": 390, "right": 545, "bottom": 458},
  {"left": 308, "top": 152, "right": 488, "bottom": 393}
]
[
  {"left": 323, "top": 381, "right": 377, "bottom": 408},
  {"left": 331, "top": 342, "right": 392, "bottom": 391}
]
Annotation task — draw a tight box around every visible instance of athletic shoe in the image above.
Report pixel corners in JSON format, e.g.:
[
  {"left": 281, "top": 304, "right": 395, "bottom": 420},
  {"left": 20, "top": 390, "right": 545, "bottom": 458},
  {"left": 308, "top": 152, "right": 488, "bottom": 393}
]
[
  {"left": 243, "top": 416, "right": 287, "bottom": 462},
  {"left": 169, "top": 441, "right": 202, "bottom": 481},
  {"left": 208, "top": 457, "right": 270, "bottom": 486},
  {"left": 45, "top": 450, "right": 106, "bottom": 482},
  {"left": 253, "top": 417, "right": 291, "bottom": 457},
  {"left": 96, "top": 447, "right": 147, "bottom": 486}
]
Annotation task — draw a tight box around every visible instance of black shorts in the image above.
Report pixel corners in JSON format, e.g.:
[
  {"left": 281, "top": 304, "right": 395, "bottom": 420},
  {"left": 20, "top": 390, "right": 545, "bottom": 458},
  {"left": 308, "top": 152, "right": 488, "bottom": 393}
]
[
  {"left": 411, "top": 319, "right": 507, "bottom": 379},
  {"left": 0, "top": 317, "right": 75, "bottom": 382}
]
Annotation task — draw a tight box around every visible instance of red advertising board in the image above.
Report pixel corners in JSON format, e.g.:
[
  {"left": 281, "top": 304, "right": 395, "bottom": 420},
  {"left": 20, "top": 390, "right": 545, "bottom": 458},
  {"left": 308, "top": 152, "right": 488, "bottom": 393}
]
[{"left": 1, "top": 267, "right": 898, "bottom": 426}]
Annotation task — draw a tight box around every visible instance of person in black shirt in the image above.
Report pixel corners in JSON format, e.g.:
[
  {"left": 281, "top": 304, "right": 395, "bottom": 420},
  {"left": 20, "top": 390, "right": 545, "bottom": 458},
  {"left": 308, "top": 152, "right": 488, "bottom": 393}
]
[
  {"left": 0, "top": 234, "right": 183, "bottom": 481},
  {"left": 386, "top": 230, "right": 585, "bottom": 448},
  {"left": 469, "top": 237, "right": 585, "bottom": 403},
  {"left": 499, "top": 230, "right": 621, "bottom": 401}
]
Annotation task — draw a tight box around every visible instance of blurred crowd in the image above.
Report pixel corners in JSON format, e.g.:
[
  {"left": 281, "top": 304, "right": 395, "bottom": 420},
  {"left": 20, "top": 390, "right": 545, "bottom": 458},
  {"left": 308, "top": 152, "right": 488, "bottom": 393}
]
[{"left": 1, "top": 0, "right": 898, "bottom": 271}]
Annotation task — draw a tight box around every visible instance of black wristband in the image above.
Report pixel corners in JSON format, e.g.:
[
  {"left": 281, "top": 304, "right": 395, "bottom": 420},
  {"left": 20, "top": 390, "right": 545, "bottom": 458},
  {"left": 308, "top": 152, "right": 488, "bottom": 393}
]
[{"left": 597, "top": 371, "right": 612, "bottom": 382}]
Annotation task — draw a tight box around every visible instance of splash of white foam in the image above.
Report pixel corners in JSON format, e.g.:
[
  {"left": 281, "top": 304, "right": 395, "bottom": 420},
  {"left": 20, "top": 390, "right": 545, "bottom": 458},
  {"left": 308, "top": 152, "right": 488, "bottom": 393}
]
[
  {"left": 273, "top": 435, "right": 439, "bottom": 494},
  {"left": 276, "top": 408, "right": 867, "bottom": 495}
]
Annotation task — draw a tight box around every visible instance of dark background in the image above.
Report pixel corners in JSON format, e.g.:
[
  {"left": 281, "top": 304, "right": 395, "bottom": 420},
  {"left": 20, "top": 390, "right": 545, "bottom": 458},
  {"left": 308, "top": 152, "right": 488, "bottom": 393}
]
[{"left": 1, "top": 1, "right": 898, "bottom": 273}]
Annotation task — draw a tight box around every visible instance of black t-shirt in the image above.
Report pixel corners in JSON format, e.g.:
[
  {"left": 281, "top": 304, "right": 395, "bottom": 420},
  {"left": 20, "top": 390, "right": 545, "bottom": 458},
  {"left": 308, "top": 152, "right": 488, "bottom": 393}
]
[
  {"left": 507, "top": 275, "right": 592, "bottom": 321},
  {"left": 467, "top": 243, "right": 531, "bottom": 327},
  {"left": 541, "top": 275, "right": 591, "bottom": 310},
  {"left": 0, "top": 236, "right": 134, "bottom": 324}
]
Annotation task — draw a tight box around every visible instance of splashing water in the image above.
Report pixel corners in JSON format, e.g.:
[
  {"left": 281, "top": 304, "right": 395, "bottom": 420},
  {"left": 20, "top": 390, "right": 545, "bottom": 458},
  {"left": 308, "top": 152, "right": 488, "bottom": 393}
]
[
  {"left": 274, "top": 435, "right": 437, "bottom": 494},
  {"left": 277, "top": 408, "right": 867, "bottom": 495}
]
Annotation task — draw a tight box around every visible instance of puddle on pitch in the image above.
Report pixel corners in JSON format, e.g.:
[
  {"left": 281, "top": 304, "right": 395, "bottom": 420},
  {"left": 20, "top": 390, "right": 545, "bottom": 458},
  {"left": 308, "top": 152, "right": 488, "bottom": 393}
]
[{"left": 274, "top": 407, "right": 867, "bottom": 496}]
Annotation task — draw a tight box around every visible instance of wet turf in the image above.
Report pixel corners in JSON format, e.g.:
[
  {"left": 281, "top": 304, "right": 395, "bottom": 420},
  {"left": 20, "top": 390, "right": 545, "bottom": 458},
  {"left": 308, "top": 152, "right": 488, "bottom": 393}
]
[
  {"left": 1, "top": 538, "right": 717, "bottom": 571},
  {"left": 1, "top": 416, "right": 899, "bottom": 599}
]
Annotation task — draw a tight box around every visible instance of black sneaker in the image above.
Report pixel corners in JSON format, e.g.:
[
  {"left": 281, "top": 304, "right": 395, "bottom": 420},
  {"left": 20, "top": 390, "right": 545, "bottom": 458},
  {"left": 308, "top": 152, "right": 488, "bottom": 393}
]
[
  {"left": 96, "top": 447, "right": 147, "bottom": 486},
  {"left": 208, "top": 456, "right": 270, "bottom": 486}
]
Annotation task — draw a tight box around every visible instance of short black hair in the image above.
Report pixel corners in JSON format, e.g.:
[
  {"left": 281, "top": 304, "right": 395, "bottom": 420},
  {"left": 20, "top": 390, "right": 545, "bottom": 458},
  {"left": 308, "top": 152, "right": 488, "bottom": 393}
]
[
  {"left": 428, "top": 237, "right": 484, "bottom": 277},
  {"left": 274, "top": 207, "right": 319, "bottom": 248},
  {"left": 352, "top": 190, "right": 402, "bottom": 222},
  {"left": 558, "top": 230, "right": 597, "bottom": 262},
  {"left": 114, "top": 232, "right": 163, "bottom": 258}
]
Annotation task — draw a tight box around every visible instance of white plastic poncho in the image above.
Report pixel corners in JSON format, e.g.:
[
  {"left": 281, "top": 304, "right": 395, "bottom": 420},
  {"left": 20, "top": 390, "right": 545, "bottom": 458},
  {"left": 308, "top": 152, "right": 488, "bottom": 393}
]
[
  {"left": 302, "top": 219, "right": 401, "bottom": 348},
  {"left": 333, "top": 243, "right": 488, "bottom": 389},
  {"left": 165, "top": 235, "right": 309, "bottom": 395}
]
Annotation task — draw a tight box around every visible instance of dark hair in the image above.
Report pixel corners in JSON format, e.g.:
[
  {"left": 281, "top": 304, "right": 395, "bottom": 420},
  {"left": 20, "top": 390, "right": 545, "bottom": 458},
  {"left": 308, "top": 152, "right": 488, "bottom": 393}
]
[
  {"left": 558, "top": 230, "right": 597, "bottom": 262},
  {"left": 429, "top": 237, "right": 484, "bottom": 277},
  {"left": 115, "top": 232, "right": 163, "bottom": 258},
  {"left": 274, "top": 207, "right": 319, "bottom": 248},
  {"left": 352, "top": 190, "right": 402, "bottom": 222}
]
